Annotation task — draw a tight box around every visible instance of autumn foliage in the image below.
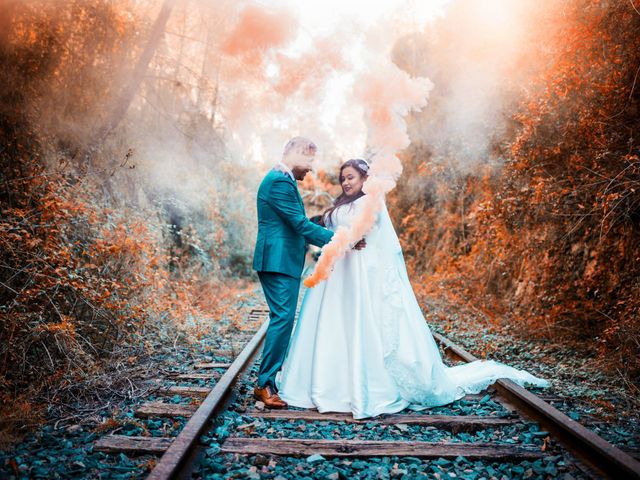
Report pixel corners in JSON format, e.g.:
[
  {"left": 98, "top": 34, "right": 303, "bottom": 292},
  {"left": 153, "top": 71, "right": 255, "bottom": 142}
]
[
  {"left": 0, "top": 0, "right": 254, "bottom": 436},
  {"left": 393, "top": 0, "right": 640, "bottom": 382}
]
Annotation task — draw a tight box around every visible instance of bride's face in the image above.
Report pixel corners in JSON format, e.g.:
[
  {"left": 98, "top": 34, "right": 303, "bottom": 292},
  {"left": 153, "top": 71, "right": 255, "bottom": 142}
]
[{"left": 340, "top": 166, "right": 366, "bottom": 197}]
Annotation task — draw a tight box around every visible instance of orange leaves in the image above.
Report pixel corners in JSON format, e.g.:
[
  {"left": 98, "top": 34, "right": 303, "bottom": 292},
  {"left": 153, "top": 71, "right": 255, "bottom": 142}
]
[
  {"left": 34, "top": 315, "right": 76, "bottom": 339},
  {"left": 400, "top": 213, "right": 416, "bottom": 227},
  {"left": 0, "top": 169, "right": 180, "bottom": 418},
  {"left": 5, "top": 231, "right": 24, "bottom": 242},
  {"left": 392, "top": 0, "right": 640, "bottom": 375}
]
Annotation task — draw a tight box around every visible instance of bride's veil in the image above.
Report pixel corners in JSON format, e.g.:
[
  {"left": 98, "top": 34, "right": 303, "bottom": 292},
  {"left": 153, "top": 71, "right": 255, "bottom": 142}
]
[{"left": 373, "top": 200, "right": 549, "bottom": 408}]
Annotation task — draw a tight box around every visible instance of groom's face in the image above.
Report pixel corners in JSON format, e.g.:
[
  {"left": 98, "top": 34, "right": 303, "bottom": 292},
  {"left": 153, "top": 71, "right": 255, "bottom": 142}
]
[{"left": 290, "top": 153, "right": 315, "bottom": 180}]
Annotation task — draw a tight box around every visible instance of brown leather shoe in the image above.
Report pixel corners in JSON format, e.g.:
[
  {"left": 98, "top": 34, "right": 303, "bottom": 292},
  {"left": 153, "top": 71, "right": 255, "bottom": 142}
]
[{"left": 254, "top": 385, "right": 288, "bottom": 409}]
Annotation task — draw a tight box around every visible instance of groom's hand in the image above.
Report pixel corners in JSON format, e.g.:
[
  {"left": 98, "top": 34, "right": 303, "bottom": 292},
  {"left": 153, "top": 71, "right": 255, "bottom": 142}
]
[{"left": 353, "top": 238, "right": 366, "bottom": 250}]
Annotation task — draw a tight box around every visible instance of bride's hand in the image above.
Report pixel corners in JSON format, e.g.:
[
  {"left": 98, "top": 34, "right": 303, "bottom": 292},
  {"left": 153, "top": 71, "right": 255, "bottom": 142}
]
[{"left": 353, "top": 238, "right": 366, "bottom": 250}]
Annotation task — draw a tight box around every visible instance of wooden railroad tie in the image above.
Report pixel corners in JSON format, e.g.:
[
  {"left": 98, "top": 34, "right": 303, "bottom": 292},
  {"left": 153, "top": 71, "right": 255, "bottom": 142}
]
[
  {"left": 193, "top": 353, "right": 234, "bottom": 364},
  {"left": 136, "top": 401, "right": 199, "bottom": 418},
  {"left": 192, "top": 362, "right": 232, "bottom": 369},
  {"left": 94, "top": 436, "right": 545, "bottom": 460},
  {"left": 208, "top": 349, "right": 234, "bottom": 358},
  {"left": 155, "top": 385, "right": 212, "bottom": 397},
  {"left": 247, "top": 410, "right": 521, "bottom": 433},
  {"left": 175, "top": 372, "right": 221, "bottom": 380},
  {"left": 95, "top": 435, "right": 173, "bottom": 455},
  {"left": 220, "top": 438, "right": 544, "bottom": 460}
]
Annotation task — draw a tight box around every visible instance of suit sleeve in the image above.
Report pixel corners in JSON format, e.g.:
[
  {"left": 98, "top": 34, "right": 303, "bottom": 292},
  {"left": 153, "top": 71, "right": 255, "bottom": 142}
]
[{"left": 267, "top": 178, "right": 334, "bottom": 247}]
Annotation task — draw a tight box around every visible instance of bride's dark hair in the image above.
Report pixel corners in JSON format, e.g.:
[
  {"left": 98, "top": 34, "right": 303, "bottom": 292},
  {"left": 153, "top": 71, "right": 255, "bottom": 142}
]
[{"left": 321, "top": 158, "right": 369, "bottom": 226}]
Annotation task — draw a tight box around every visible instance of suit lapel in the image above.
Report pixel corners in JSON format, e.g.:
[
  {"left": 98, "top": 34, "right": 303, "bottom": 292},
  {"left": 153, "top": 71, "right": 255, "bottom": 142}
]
[
  {"left": 272, "top": 167, "right": 304, "bottom": 209},
  {"left": 285, "top": 173, "right": 304, "bottom": 209}
]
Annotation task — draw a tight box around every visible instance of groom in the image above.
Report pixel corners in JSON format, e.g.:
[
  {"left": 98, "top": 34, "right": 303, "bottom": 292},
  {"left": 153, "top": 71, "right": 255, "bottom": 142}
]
[{"left": 252, "top": 137, "right": 335, "bottom": 408}]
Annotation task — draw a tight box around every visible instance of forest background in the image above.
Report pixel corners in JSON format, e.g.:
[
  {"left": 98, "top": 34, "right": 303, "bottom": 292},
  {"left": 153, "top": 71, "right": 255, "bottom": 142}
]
[{"left": 1, "top": 0, "right": 639, "bottom": 438}]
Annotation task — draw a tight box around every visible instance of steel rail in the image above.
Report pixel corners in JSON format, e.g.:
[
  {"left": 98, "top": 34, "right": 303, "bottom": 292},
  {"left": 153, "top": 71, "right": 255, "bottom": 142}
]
[
  {"left": 432, "top": 331, "right": 640, "bottom": 479},
  {"left": 146, "top": 319, "right": 268, "bottom": 480}
]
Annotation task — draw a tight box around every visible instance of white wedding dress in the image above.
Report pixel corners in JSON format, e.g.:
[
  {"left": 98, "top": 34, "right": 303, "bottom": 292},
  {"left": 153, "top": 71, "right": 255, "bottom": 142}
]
[{"left": 277, "top": 196, "right": 549, "bottom": 419}]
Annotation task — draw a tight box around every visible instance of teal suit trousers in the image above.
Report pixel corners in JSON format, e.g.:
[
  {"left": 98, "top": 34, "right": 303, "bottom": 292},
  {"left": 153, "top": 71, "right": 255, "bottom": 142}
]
[{"left": 257, "top": 271, "right": 300, "bottom": 389}]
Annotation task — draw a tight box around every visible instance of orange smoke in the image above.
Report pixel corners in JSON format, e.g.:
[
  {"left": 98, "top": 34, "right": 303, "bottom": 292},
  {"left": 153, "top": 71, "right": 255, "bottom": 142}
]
[
  {"left": 304, "top": 65, "right": 432, "bottom": 288},
  {"left": 221, "top": 5, "right": 296, "bottom": 66},
  {"left": 216, "top": 5, "right": 350, "bottom": 141},
  {"left": 274, "top": 38, "right": 345, "bottom": 97}
]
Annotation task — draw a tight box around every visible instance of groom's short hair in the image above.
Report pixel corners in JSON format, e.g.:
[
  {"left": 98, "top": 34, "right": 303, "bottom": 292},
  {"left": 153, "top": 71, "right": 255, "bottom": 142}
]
[{"left": 283, "top": 136, "right": 317, "bottom": 158}]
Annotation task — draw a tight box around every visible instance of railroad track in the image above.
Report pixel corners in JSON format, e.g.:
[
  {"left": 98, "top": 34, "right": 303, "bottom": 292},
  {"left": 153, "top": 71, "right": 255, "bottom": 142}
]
[{"left": 94, "top": 308, "right": 640, "bottom": 479}]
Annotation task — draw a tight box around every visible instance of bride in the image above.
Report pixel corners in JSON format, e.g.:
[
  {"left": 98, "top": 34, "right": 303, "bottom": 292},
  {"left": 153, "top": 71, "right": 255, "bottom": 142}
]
[{"left": 276, "top": 158, "right": 549, "bottom": 419}]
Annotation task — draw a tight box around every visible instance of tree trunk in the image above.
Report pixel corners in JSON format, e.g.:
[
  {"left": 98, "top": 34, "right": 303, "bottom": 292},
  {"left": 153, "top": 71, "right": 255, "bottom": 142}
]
[{"left": 80, "top": 0, "right": 177, "bottom": 167}]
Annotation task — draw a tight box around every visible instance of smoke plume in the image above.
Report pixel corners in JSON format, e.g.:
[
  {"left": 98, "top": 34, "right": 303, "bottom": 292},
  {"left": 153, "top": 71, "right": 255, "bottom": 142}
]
[{"left": 304, "top": 60, "right": 433, "bottom": 287}]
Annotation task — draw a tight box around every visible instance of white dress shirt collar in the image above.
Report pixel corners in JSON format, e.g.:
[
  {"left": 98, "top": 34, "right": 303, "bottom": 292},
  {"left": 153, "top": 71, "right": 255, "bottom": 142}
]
[{"left": 276, "top": 162, "right": 295, "bottom": 181}]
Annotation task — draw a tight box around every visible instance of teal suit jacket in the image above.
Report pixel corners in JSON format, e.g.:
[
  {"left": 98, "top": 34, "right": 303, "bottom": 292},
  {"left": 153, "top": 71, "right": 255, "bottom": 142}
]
[{"left": 253, "top": 169, "right": 334, "bottom": 278}]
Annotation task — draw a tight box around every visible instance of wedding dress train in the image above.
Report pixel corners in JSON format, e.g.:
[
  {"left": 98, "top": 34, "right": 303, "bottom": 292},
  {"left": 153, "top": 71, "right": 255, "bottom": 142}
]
[{"left": 277, "top": 196, "right": 549, "bottom": 419}]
